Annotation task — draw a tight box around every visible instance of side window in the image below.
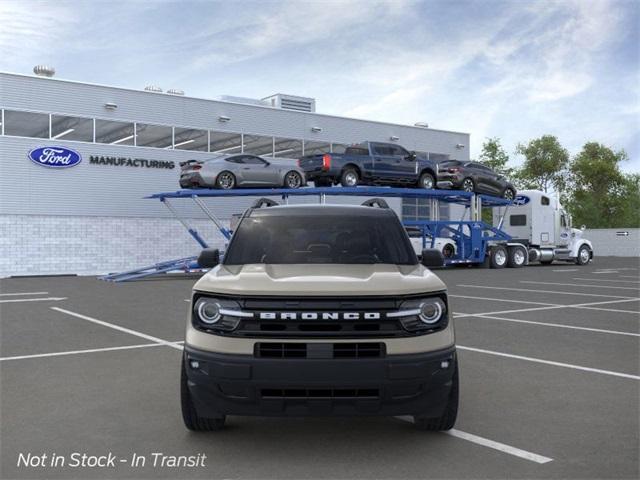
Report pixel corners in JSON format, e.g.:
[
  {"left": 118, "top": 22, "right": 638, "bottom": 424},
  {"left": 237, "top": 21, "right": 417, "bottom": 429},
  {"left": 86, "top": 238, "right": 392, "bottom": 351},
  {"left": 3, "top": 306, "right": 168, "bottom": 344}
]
[
  {"left": 541, "top": 196, "right": 550, "bottom": 206},
  {"left": 226, "top": 156, "right": 244, "bottom": 164},
  {"left": 390, "top": 145, "right": 410, "bottom": 157},
  {"left": 561, "top": 214, "right": 567, "bottom": 227},
  {"left": 510, "top": 215, "right": 527, "bottom": 226},
  {"left": 243, "top": 155, "right": 267, "bottom": 165},
  {"left": 372, "top": 144, "right": 392, "bottom": 155}
]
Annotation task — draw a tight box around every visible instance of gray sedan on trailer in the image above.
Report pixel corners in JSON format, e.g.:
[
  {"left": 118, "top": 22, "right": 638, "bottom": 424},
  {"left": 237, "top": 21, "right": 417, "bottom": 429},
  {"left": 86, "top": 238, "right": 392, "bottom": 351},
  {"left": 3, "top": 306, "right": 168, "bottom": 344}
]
[{"left": 179, "top": 154, "right": 307, "bottom": 189}]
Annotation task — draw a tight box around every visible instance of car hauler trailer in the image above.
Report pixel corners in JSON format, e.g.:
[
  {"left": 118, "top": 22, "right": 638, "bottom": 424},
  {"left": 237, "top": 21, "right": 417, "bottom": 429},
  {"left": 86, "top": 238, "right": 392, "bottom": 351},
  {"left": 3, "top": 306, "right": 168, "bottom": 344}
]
[{"left": 100, "top": 186, "right": 593, "bottom": 282}]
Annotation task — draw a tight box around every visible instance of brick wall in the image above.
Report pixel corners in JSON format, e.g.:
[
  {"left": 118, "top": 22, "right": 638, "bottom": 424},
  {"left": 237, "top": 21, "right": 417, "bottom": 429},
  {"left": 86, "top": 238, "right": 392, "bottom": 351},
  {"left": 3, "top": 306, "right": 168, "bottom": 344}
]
[{"left": 0, "top": 215, "right": 229, "bottom": 277}]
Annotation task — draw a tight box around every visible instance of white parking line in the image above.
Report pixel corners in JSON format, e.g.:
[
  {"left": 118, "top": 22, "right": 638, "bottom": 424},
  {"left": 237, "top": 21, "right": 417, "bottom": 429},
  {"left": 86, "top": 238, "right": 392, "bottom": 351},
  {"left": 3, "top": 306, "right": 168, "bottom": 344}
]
[
  {"left": 552, "top": 269, "right": 579, "bottom": 272},
  {"left": 456, "top": 284, "right": 636, "bottom": 299},
  {"left": 457, "top": 345, "right": 640, "bottom": 380},
  {"left": 0, "top": 297, "right": 67, "bottom": 304},
  {"left": 51, "top": 307, "right": 183, "bottom": 351},
  {"left": 0, "top": 341, "right": 185, "bottom": 362},
  {"left": 455, "top": 313, "right": 640, "bottom": 337},
  {"left": 394, "top": 417, "right": 553, "bottom": 464},
  {"left": 572, "top": 278, "right": 640, "bottom": 284},
  {"left": 451, "top": 298, "right": 640, "bottom": 317},
  {"left": 449, "top": 294, "right": 559, "bottom": 306},
  {"left": 621, "top": 275, "right": 640, "bottom": 279},
  {"left": 521, "top": 281, "right": 639, "bottom": 291},
  {"left": 0, "top": 291, "right": 49, "bottom": 296}
]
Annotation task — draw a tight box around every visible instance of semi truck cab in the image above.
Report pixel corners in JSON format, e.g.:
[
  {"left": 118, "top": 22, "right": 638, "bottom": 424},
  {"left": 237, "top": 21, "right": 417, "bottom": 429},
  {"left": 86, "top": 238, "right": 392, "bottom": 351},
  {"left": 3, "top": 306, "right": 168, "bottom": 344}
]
[{"left": 494, "top": 190, "right": 593, "bottom": 265}]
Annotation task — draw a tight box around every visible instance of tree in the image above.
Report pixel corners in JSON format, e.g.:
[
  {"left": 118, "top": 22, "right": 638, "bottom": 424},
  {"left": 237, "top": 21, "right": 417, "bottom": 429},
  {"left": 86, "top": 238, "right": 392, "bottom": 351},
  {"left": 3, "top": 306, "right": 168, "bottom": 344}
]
[
  {"left": 479, "top": 137, "right": 513, "bottom": 176},
  {"left": 515, "top": 135, "right": 569, "bottom": 193},
  {"left": 565, "top": 142, "right": 638, "bottom": 228}
]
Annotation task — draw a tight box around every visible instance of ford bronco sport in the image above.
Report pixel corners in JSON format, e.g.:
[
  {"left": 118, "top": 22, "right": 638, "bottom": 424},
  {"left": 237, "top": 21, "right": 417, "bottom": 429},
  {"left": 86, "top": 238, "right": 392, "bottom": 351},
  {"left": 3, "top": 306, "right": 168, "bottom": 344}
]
[{"left": 181, "top": 199, "right": 458, "bottom": 431}]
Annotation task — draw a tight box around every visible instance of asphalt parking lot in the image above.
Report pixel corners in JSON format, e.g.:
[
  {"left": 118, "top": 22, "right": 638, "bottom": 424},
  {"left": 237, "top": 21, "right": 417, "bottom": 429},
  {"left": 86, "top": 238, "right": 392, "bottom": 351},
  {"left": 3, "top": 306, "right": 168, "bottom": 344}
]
[{"left": 1, "top": 257, "right": 638, "bottom": 479}]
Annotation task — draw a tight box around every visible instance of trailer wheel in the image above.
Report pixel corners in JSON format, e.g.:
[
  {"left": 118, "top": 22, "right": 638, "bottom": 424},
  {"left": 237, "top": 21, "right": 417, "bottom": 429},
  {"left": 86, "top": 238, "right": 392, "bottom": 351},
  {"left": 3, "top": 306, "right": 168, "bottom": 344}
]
[
  {"left": 576, "top": 245, "right": 591, "bottom": 265},
  {"left": 507, "top": 246, "right": 526, "bottom": 268},
  {"left": 490, "top": 245, "right": 508, "bottom": 269},
  {"left": 442, "top": 243, "right": 455, "bottom": 259}
]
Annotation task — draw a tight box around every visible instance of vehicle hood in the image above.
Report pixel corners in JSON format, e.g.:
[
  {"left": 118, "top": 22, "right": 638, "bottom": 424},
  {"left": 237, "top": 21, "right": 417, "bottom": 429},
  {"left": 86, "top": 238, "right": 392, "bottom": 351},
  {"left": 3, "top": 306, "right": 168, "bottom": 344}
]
[{"left": 194, "top": 264, "right": 446, "bottom": 296}]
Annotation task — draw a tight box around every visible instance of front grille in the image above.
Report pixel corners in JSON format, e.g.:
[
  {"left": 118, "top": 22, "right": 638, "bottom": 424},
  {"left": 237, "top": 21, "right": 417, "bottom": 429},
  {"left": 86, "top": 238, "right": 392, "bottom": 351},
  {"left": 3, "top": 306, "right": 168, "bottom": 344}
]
[
  {"left": 256, "top": 342, "right": 384, "bottom": 359},
  {"left": 235, "top": 296, "right": 404, "bottom": 338},
  {"left": 261, "top": 388, "right": 379, "bottom": 399}
]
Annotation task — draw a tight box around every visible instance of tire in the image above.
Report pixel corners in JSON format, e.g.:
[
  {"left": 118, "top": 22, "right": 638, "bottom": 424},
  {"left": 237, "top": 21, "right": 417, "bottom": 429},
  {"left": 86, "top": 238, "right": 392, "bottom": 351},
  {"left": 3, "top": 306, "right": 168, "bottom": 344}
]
[
  {"left": 414, "top": 360, "right": 459, "bottom": 431},
  {"left": 490, "top": 245, "right": 508, "bottom": 269},
  {"left": 442, "top": 243, "right": 455, "bottom": 259},
  {"left": 340, "top": 168, "right": 359, "bottom": 187},
  {"left": 284, "top": 171, "right": 303, "bottom": 189},
  {"left": 503, "top": 188, "right": 516, "bottom": 201},
  {"left": 418, "top": 172, "right": 435, "bottom": 190},
  {"left": 181, "top": 357, "right": 226, "bottom": 431},
  {"left": 461, "top": 177, "right": 475, "bottom": 192},
  {"left": 216, "top": 171, "right": 236, "bottom": 190},
  {"left": 576, "top": 245, "right": 591, "bottom": 265},
  {"left": 507, "top": 246, "right": 526, "bottom": 268}
]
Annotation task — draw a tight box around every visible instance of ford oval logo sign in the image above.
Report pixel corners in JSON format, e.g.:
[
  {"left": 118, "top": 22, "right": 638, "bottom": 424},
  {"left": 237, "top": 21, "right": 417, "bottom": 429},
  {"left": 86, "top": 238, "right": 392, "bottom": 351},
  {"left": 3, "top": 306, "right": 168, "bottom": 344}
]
[
  {"left": 513, "top": 195, "right": 530, "bottom": 206},
  {"left": 28, "top": 146, "right": 82, "bottom": 168}
]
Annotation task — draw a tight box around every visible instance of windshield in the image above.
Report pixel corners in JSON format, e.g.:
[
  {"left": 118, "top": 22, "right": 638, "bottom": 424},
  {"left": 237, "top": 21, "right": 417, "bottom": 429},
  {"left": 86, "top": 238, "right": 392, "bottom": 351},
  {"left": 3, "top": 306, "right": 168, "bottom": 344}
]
[{"left": 224, "top": 214, "right": 417, "bottom": 265}]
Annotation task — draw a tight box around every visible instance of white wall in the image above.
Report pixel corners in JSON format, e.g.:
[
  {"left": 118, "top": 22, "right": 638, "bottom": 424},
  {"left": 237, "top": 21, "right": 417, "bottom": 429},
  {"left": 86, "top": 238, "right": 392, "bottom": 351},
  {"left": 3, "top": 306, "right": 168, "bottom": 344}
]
[{"left": 584, "top": 228, "right": 640, "bottom": 257}]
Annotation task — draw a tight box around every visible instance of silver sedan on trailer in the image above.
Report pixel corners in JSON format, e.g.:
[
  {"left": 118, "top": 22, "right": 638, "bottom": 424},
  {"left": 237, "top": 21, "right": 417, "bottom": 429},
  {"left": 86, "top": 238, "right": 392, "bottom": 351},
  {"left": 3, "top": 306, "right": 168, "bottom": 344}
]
[{"left": 179, "top": 154, "right": 306, "bottom": 189}]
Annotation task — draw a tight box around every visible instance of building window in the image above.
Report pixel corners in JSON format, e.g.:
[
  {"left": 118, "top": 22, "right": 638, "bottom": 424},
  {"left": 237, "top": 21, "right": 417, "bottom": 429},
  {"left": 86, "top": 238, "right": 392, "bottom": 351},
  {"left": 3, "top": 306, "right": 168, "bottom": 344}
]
[
  {"left": 3, "top": 110, "right": 49, "bottom": 138},
  {"left": 95, "top": 119, "right": 135, "bottom": 145},
  {"left": 273, "top": 137, "right": 303, "bottom": 159},
  {"left": 303, "top": 140, "right": 331, "bottom": 155},
  {"left": 210, "top": 131, "right": 243, "bottom": 154},
  {"left": 51, "top": 114, "right": 93, "bottom": 142},
  {"left": 243, "top": 134, "right": 274, "bottom": 156},
  {"left": 135, "top": 123, "right": 173, "bottom": 148},
  {"left": 173, "top": 127, "right": 208, "bottom": 151}
]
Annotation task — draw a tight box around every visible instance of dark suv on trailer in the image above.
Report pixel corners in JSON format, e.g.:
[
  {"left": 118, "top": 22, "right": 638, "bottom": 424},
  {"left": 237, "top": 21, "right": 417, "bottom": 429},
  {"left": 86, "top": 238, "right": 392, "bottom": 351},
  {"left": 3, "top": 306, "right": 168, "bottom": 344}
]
[
  {"left": 181, "top": 200, "right": 458, "bottom": 431},
  {"left": 437, "top": 160, "right": 516, "bottom": 199}
]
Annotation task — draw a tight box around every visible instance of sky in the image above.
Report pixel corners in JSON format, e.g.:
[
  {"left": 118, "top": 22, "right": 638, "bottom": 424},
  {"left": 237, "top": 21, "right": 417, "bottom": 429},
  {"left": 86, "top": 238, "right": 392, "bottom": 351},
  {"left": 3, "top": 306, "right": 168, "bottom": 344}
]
[{"left": 1, "top": 0, "right": 638, "bottom": 172}]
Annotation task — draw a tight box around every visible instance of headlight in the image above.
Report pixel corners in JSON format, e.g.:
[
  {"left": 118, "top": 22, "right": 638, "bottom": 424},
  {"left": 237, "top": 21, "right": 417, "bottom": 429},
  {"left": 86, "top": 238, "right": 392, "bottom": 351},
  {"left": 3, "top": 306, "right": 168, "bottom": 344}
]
[
  {"left": 394, "top": 296, "right": 447, "bottom": 332},
  {"left": 192, "top": 295, "right": 247, "bottom": 332},
  {"left": 419, "top": 299, "right": 444, "bottom": 324},
  {"left": 195, "top": 298, "right": 221, "bottom": 324}
]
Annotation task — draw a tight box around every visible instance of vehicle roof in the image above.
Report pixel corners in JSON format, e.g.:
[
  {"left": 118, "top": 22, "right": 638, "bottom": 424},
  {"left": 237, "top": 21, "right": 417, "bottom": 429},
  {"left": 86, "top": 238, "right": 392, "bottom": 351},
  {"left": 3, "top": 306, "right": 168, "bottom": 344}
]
[{"left": 247, "top": 204, "right": 397, "bottom": 217}]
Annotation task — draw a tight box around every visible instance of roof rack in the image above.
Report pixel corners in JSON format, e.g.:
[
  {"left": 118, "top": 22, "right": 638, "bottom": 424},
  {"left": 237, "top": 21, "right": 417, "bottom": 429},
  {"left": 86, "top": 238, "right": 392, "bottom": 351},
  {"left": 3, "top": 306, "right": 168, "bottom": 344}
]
[
  {"left": 251, "top": 198, "right": 279, "bottom": 208},
  {"left": 361, "top": 198, "right": 389, "bottom": 209}
]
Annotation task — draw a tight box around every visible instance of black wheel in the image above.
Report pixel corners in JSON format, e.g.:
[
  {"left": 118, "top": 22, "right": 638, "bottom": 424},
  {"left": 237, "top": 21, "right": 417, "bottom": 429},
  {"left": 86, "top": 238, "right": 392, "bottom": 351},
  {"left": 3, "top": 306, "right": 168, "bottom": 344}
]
[
  {"left": 284, "top": 171, "right": 303, "bottom": 189},
  {"left": 503, "top": 188, "right": 516, "bottom": 201},
  {"left": 576, "top": 245, "right": 591, "bottom": 265},
  {"left": 461, "top": 178, "right": 475, "bottom": 192},
  {"left": 216, "top": 171, "right": 236, "bottom": 189},
  {"left": 418, "top": 172, "right": 435, "bottom": 190},
  {"left": 181, "top": 358, "right": 226, "bottom": 431},
  {"left": 442, "top": 243, "right": 455, "bottom": 259},
  {"left": 414, "top": 360, "right": 459, "bottom": 431},
  {"left": 340, "top": 168, "right": 359, "bottom": 187},
  {"left": 490, "top": 245, "right": 508, "bottom": 269},
  {"left": 507, "top": 246, "right": 526, "bottom": 268}
]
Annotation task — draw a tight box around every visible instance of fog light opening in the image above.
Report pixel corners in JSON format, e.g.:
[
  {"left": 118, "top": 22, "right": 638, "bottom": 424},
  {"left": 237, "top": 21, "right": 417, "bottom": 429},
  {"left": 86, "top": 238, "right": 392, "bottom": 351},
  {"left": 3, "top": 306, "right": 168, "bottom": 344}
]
[
  {"left": 440, "top": 360, "right": 450, "bottom": 369},
  {"left": 189, "top": 360, "right": 200, "bottom": 369}
]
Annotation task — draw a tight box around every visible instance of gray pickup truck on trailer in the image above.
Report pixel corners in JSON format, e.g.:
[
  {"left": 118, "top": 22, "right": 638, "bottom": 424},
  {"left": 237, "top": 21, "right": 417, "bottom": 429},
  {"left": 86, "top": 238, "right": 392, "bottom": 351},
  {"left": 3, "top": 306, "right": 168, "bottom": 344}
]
[{"left": 181, "top": 199, "right": 458, "bottom": 431}]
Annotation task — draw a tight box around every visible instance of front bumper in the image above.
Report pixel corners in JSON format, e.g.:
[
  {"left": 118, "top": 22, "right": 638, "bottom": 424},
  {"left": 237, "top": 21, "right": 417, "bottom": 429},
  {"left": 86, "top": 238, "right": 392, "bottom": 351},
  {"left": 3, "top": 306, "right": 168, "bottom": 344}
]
[{"left": 184, "top": 345, "right": 456, "bottom": 417}]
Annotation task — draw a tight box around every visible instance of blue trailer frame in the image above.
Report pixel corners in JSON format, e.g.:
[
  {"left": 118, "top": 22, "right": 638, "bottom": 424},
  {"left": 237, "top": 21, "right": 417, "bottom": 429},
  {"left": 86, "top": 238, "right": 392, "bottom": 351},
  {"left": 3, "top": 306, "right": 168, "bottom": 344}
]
[{"left": 101, "top": 187, "right": 512, "bottom": 281}]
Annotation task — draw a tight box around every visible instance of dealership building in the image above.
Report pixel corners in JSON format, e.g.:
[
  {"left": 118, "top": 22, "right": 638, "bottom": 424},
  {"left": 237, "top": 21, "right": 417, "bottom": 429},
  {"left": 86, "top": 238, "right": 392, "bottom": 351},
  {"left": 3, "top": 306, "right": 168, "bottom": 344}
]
[{"left": 0, "top": 69, "right": 470, "bottom": 277}]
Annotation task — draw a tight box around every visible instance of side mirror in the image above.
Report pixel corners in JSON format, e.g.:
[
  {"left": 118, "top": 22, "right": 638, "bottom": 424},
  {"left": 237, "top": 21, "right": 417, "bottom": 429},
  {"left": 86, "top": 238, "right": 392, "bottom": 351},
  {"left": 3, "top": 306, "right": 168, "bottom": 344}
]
[
  {"left": 407, "top": 151, "right": 417, "bottom": 161},
  {"left": 197, "top": 248, "right": 220, "bottom": 268},
  {"left": 581, "top": 225, "right": 586, "bottom": 231},
  {"left": 421, "top": 248, "right": 445, "bottom": 268}
]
